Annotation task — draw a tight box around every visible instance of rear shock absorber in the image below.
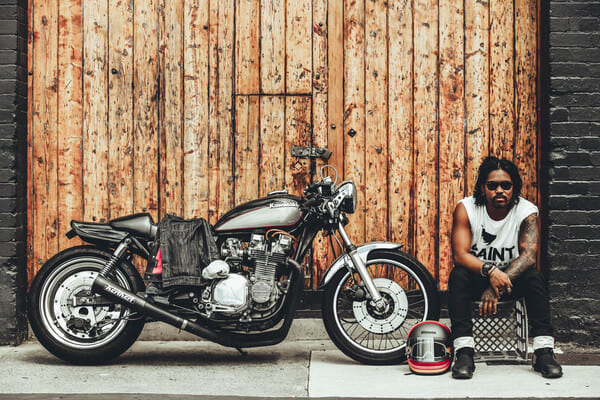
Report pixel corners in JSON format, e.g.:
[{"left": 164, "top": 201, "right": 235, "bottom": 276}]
[{"left": 99, "top": 238, "right": 132, "bottom": 276}]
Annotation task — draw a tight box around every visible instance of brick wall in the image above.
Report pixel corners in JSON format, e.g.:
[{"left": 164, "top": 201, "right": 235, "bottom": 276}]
[
  {"left": 0, "top": 0, "right": 28, "bottom": 345},
  {"left": 546, "top": 1, "right": 600, "bottom": 346}
]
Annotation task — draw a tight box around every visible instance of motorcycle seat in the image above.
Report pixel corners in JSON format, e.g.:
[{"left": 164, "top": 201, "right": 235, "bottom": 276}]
[{"left": 110, "top": 213, "right": 157, "bottom": 240}]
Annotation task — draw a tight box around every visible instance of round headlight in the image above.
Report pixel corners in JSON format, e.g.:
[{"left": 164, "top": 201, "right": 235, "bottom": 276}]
[{"left": 336, "top": 181, "right": 357, "bottom": 214}]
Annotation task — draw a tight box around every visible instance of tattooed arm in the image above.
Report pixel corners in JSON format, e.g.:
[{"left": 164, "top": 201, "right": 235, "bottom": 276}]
[{"left": 504, "top": 213, "right": 539, "bottom": 280}]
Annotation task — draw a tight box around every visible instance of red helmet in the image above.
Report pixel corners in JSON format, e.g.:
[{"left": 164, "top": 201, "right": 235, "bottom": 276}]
[{"left": 406, "top": 321, "right": 453, "bottom": 375}]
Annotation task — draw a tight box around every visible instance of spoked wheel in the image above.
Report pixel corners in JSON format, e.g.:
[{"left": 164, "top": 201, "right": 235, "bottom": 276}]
[
  {"left": 322, "top": 250, "right": 439, "bottom": 365},
  {"left": 28, "top": 246, "right": 145, "bottom": 364}
]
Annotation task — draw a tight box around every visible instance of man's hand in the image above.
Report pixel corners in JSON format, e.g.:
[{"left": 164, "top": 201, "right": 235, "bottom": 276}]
[
  {"left": 488, "top": 268, "right": 512, "bottom": 297},
  {"left": 479, "top": 287, "right": 498, "bottom": 316}
]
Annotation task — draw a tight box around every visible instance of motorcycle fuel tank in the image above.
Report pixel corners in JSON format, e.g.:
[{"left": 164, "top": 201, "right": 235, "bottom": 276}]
[{"left": 214, "top": 195, "right": 304, "bottom": 233}]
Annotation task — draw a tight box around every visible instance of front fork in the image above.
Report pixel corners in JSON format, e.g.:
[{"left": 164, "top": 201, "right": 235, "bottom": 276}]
[{"left": 337, "top": 222, "right": 386, "bottom": 311}]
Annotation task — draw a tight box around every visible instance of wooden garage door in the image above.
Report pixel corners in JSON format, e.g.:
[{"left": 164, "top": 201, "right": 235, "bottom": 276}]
[{"left": 28, "top": 0, "right": 539, "bottom": 289}]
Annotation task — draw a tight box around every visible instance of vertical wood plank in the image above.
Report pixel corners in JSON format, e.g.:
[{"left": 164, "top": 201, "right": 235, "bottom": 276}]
[
  {"left": 438, "top": 0, "right": 465, "bottom": 289},
  {"left": 208, "top": 0, "right": 235, "bottom": 223},
  {"left": 57, "top": 0, "right": 83, "bottom": 250},
  {"left": 27, "top": 0, "right": 34, "bottom": 277},
  {"left": 365, "top": 0, "right": 388, "bottom": 242},
  {"left": 464, "top": 0, "right": 489, "bottom": 195},
  {"left": 259, "top": 96, "right": 285, "bottom": 195},
  {"left": 388, "top": 0, "right": 413, "bottom": 251},
  {"left": 234, "top": 96, "right": 260, "bottom": 204},
  {"left": 83, "top": 0, "right": 109, "bottom": 224},
  {"left": 260, "top": 0, "right": 285, "bottom": 94},
  {"left": 159, "top": 0, "right": 184, "bottom": 217},
  {"left": 342, "top": 0, "right": 365, "bottom": 243},
  {"left": 236, "top": 0, "right": 260, "bottom": 94},
  {"left": 311, "top": 0, "right": 329, "bottom": 289},
  {"left": 133, "top": 0, "right": 159, "bottom": 219},
  {"left": 490, "top": 0, "right": 514, "bottom": 159},
  {"left": 413, "top": 0, "right": 438, "bottom": 279},
  {"left": 208, "top": 0, "right": 219, "bottom": 222},
  {"left": 328, "top": 0, "right": 344, "bottom": 176},
  {"left": 286, "top": 0, "right": 312, "bottom": 94},
  {"left": 31, "top": 0, "right": 58, "bottom": 273},
  {"left": 183, "top": 0, "right": 210, "bottom": 218},
  {"left": 218, "top": 0, "right": 235, "bottom": 217},
  {"left": 515, "top": 0, "right": 538, "bottom": 203},
  {"left": 108, "top": 0, "right": 134, "bottom": 219},
  {"left": 285, "top": 97, "right": 312, "bottom": 196}
]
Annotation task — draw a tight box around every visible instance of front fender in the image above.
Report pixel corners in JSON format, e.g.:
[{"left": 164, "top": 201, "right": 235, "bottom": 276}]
[{"left": 318, "top": 241, "right": 402, "bottom": 289}]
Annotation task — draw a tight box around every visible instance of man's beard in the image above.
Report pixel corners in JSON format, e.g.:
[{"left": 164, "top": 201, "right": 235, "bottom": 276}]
[{"left": 491, "top": 194, "right": 512, "bottom": 209}]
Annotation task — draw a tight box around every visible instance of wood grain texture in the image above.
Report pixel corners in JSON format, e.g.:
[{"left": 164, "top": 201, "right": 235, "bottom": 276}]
[
  {"left": 159, "top": 0, "right": 184, "bottom": 217},
  {"left": 438, "top": 0, "right": 465, "bottom": 289},
  {"left": 515, "top": 0, "right": 538, "bottom": 203},
  {"left": 328, "top": 0, "right": 344, "bottom": 177},
  {"left": 260, "top": 0, "right": 285, "bottom": 94},
  {"left": 285, "top": 97, "right": 312, "bottom": 196},
  {"left": 82, "top": 0, "right": 109, "bottom": 224},
  {"left": 311, "top": 0, "right": 329, "bottom": 290},
  {"left": 183, "top": 0, "right": 210, "bottom": 218},
  {"left": 388, "top": 0, "right": 413, "bottom": 251},
  {"left": 342, "top": 0, "right": 365, "bottom": 243},
  {"left": 26, "top": 0, "right": 34, "bottom": 277},
  {"left": 413, "top": 0, "right": 439, "bottom": 279},
  {"left": 31, "top": 0, "right": 59, "bottom": 274},
  {"left": 464, "top": 0, "right": 489, "bottom": 197},
  {"left": 208, "top": 0, "right": 219, "bottom": 222},
  {"left": 259, "top": 96, "right": 285, "bottom": 196},
  {"left": 108, "top": 0, "right": 134, "bottom": 219},
  {"left": 490, "top": 0, "right": 514, "bottom": 159},
  {"left": 133, "top": 0, "right": 159, "bottom": 219},
  {"left": 57, "top": 0, "right": 83, "bottom": 250},
  {"left": 365, "top": 0, "right": 388, "bottom": 243},
  {"left": 236, "top": 0, "right": 260, "bottom": 94},
  {"left": 234, "top": 96, "right": 260, "bottom": 204},
  {"left": 216, "top": 0, "right": 235, "bottom": 219},
  {"left": 286, "top": 0, "right": 312, "bottom": 94}
]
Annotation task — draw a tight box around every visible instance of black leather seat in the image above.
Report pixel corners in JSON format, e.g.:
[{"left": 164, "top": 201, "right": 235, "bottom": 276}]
[{"left": 109, "top": 213, "right": 157, "bottom": 240}]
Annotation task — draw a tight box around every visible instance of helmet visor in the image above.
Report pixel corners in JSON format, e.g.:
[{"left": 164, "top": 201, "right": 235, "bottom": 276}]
[{"left": 410, "top": 337, "right": 449, "bottom": 362}]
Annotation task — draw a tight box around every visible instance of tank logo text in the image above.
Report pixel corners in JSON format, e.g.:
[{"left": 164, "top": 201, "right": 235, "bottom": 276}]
[{"left": 269, "top": 201, "right": 298, "bottom": 209}]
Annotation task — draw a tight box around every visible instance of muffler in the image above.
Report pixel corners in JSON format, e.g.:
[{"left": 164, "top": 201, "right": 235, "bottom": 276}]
[{"left": 92, "top": 274, "right": 236, "bottom": 347}]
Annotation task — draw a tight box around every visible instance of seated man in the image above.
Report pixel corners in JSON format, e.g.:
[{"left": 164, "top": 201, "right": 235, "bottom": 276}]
[{"left": 449, "top": 156, "right": 563, "bottom": 379}]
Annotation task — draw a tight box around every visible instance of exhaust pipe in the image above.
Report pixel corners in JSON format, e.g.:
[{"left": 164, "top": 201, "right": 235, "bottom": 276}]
[{"left": 92, "top": 274, "right": 236, "bottom": 347}]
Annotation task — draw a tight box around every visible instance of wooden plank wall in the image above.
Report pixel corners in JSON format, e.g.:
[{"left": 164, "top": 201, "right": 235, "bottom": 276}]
[{"left": 28, "top": 0, "right": 539, "bottom": 290}]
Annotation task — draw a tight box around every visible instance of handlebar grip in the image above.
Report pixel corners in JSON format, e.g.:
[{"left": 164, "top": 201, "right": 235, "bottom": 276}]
[{"left": 302, "top": 197, "right": 321, "bottom": 208}]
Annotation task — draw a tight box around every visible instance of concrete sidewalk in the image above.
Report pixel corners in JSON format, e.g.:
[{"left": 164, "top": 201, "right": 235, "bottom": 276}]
[{"left": 1, "top": 337, "right": 599, "bottom": 399}]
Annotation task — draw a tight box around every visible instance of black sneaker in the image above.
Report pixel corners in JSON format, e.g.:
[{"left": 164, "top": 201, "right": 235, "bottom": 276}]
[
  {"left": 452, "top": 347, "right": 475, "bottom": 379},
  {"left": 533, "top": 348, "right": 563, "bottom": 378}
]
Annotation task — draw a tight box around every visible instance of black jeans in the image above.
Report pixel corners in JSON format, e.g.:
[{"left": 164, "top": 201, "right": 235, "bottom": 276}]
[{"left": 448, "top": 265, "right": 554, "bottom": 339}]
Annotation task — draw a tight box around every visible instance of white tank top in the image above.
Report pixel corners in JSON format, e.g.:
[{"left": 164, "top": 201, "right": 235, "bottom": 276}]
[{"left": 459, "top": 196, "right": 538, "bottom": 270}]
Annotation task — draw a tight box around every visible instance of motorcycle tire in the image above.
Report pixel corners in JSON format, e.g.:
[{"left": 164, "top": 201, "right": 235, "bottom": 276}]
[
  {"left": 322, "top": 249, "right": 440, "bottom": 365},
  {"left": 28, "top": 246, "right": 145, "bottom": 364}
]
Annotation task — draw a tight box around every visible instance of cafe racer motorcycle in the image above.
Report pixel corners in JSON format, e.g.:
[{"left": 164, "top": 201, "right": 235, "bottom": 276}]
[{"left": 28, "top": 147, "right": 440, "bottom": 365}]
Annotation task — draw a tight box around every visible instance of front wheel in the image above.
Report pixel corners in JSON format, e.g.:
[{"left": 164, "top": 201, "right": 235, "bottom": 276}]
[
  {"left": 28, "top": 246, "right": 145, "bottom": 364},
  {"left": 322, "top": 250, "right": 440, "bottom": 365}
]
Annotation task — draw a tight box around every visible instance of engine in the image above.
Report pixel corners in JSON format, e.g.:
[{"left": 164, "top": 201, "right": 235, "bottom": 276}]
[{"left": 198, "top": 232, "right": 294, "bottom": 320}]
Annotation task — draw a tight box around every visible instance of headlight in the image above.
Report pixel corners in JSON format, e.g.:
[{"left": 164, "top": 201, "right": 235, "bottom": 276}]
[{"left": 336, "top": 180, "right": 357, "bottom": 214}]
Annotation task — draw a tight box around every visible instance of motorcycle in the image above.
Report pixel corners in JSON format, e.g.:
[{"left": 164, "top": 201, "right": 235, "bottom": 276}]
[{"left": 28, "top": 147, "right": 440, "bottom": 365}]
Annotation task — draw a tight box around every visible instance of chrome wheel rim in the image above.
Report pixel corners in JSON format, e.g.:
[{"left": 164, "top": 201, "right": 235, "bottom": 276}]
[
  {"left": 333, "top": 258, "right": 429, "bottom": 354},
  {"left": 39, "top": 257, "right": 132, "bottom": 349}
]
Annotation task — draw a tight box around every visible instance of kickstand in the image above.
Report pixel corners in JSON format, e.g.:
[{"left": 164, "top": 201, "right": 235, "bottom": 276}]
[{"left": 236, "top": 348, "right": 248, "bottom": 356}]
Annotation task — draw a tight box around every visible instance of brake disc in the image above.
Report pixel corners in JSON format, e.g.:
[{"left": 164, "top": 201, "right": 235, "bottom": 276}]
[{"left": 352, "top": 278, "right": 408, "bottom": 334}]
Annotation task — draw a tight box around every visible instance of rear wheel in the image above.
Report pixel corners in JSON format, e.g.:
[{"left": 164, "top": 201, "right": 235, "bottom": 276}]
[
  {"left": 322, "top": 250, "right": 439, "bottom": 365},
  {"left": 28, "top": 246, "right": 145, "bottom": 364}
]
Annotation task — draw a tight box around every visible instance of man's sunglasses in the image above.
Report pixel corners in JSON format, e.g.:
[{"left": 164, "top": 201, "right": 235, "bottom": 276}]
[{"left": 486, "top": 181, "right": 513, "bottom": 191}]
